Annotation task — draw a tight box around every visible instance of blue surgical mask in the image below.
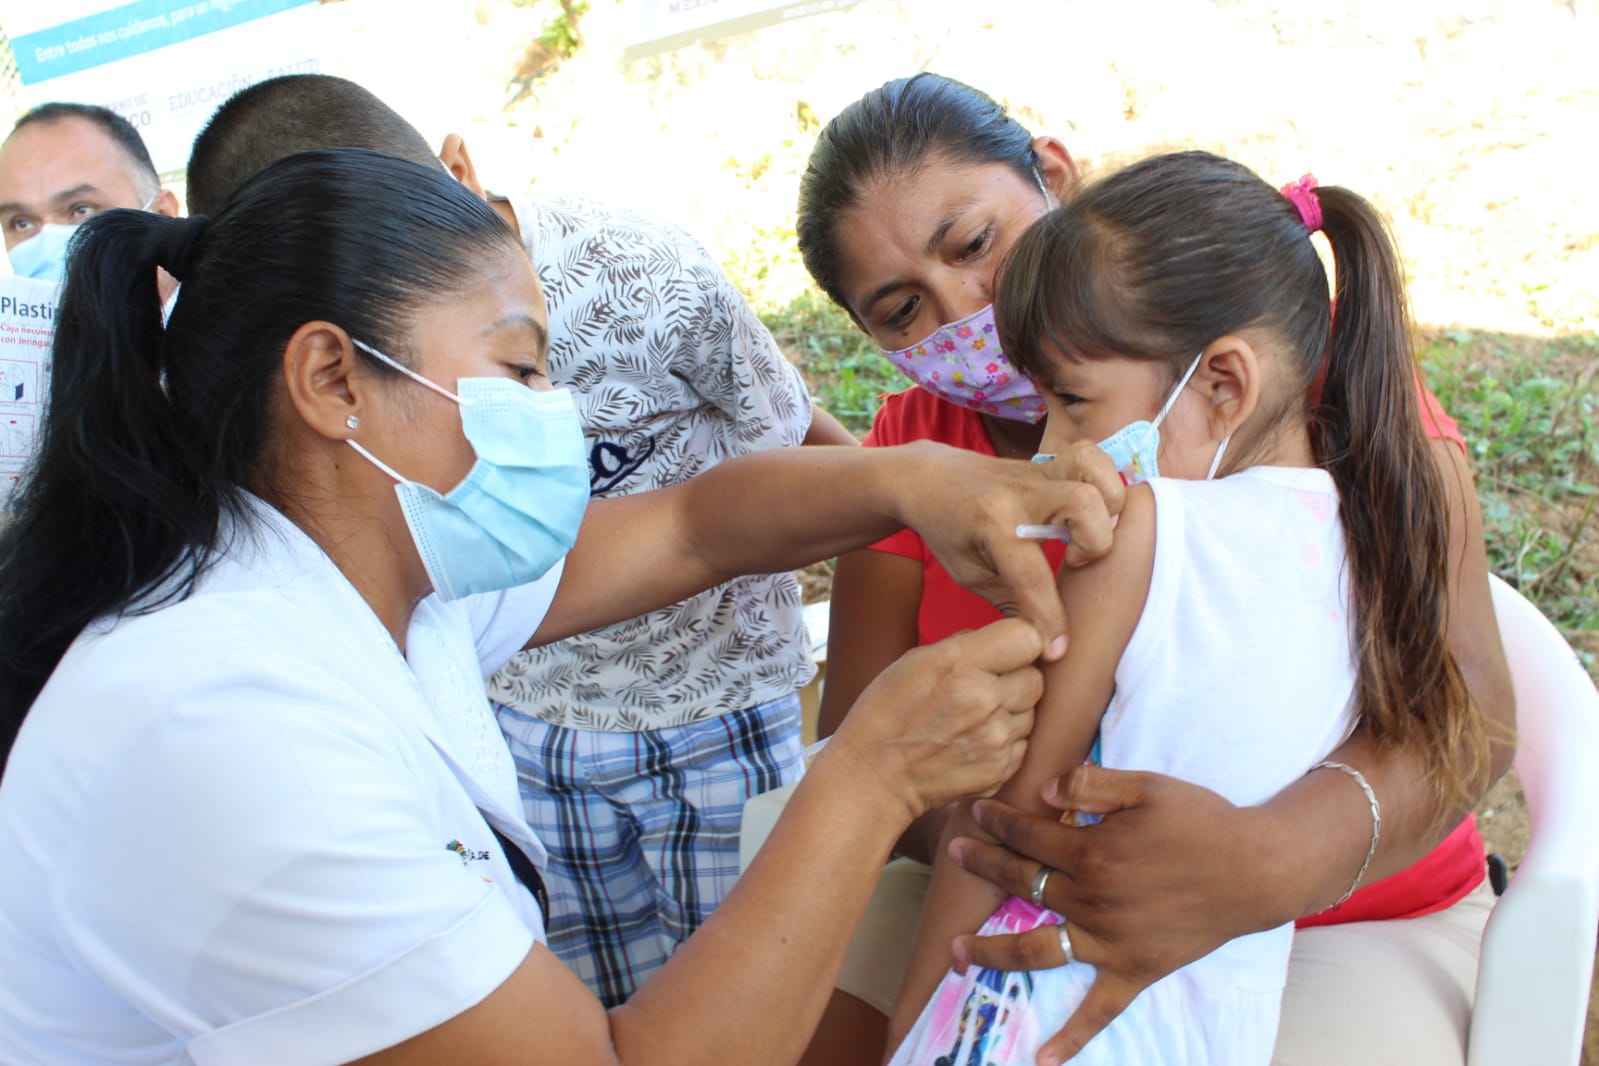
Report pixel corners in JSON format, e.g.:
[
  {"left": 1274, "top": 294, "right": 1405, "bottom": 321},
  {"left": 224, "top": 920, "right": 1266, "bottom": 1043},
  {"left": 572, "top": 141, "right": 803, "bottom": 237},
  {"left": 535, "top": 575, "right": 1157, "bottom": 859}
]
[
  {"left": 346, "top": 339, "right": 590, "bottom": 602},
  {"left": 1071, "top": 350, "right": 1203, "bottom": 484},
  {"left": 7, "top": 194, "right": 160, "bottom": 285},
  {"left": 1038, "top": 350, "right": 1231, "bottom": 482},
  {"left": 7, "top": 223, "right": 77, "bottom": 284}
]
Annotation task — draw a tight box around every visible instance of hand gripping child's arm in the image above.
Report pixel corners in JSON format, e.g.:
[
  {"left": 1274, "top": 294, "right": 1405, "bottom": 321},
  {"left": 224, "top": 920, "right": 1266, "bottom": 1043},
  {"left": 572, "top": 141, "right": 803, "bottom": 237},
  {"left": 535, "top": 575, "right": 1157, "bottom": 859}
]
[{"left": 883, "top": 486, "right": 1158, "bottom": 1060}]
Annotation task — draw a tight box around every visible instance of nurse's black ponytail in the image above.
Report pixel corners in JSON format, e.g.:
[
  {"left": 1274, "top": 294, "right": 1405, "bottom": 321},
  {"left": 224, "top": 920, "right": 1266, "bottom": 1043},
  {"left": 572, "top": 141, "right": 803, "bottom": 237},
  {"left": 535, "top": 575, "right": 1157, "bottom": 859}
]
[
  {"left": 0, "top": 210, "right": 207, "bottom": 742},
  {"left": 0, "top": 148, "right": 520, "bottom": 763}
]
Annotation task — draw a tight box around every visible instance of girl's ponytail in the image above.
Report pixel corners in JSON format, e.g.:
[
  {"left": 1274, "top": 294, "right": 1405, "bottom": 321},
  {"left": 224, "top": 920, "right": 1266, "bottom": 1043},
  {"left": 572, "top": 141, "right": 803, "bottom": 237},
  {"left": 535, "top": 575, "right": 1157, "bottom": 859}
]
[
  {"left": 1311, "top": 186, "right": 1486, "bottom": 818},
  {"left": 0, "top": 210, "right": 224, "bottom": 750}
]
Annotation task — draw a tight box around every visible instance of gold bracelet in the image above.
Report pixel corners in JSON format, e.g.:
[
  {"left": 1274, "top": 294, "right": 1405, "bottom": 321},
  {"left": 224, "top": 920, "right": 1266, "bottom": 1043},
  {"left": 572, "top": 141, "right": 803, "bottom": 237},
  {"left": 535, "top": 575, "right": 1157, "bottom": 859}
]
[{"left": 1312, "top": 760, "right": 1382, "bottom": 907}]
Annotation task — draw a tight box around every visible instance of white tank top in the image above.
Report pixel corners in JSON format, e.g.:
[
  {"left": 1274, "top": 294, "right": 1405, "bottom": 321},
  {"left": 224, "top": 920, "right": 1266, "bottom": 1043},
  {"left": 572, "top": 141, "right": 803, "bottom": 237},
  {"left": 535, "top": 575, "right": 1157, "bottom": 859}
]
[
  {"left": 1106, "top": 466, "right": 1359, "bottom": 994},
  {"left": 888, "top": 467, "right": 1366, "bottom": 1066}
]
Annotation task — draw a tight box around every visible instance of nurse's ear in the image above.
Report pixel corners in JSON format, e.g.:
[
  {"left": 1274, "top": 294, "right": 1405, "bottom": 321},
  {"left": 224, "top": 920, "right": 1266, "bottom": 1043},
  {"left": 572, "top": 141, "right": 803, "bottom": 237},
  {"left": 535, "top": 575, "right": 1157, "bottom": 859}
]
[{"left": 279, "top": 322, "right": 365, "bottom": 444}]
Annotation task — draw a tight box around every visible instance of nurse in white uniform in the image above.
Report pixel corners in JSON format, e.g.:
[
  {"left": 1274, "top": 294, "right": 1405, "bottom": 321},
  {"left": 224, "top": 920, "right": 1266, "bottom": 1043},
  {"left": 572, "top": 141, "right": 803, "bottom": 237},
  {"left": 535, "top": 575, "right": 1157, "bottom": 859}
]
[{"left": 0, "top": 148, "right": 1120, "bottom": 1065}]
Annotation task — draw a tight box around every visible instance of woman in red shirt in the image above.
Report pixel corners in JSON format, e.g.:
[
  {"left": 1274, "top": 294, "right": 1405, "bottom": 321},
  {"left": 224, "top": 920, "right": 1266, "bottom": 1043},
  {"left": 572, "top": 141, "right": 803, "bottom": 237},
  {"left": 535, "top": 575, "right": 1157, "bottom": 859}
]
[{"left": 794, "top": 72, "right": 1513, "bottom": 1066}]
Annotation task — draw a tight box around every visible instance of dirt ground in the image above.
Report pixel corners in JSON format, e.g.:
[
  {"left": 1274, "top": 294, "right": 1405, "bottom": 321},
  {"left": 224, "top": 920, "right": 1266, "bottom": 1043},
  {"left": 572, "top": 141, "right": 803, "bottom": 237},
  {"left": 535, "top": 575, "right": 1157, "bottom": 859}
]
[{"left": 324, "top": 0, "right": 1593, "bottom": 1056}]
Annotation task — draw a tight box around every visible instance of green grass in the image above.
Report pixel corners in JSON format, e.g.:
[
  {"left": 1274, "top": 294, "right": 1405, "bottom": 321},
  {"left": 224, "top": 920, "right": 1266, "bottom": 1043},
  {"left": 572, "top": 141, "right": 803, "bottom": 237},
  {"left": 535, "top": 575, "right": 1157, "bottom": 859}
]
[
  {"left": 758, "top": 288, "right": 900, "bottom": 436},
  {"left": 1420, "top": 330, "right": 1599, "bottom": 676}
]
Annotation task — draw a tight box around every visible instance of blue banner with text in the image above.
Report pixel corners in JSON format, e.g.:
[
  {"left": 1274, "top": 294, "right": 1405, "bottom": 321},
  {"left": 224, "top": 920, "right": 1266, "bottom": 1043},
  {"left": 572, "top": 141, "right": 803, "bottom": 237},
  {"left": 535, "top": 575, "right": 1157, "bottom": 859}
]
[{"left": 13, "top": 0, "right": 316, "bottom": 84}]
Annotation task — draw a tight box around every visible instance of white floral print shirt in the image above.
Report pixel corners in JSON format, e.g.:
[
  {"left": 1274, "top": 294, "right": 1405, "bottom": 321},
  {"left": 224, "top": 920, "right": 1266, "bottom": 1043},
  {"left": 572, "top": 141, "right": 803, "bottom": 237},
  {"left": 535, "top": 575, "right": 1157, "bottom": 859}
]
[{"left": 487, "top": 198, "right": 816, "bottom": 731}]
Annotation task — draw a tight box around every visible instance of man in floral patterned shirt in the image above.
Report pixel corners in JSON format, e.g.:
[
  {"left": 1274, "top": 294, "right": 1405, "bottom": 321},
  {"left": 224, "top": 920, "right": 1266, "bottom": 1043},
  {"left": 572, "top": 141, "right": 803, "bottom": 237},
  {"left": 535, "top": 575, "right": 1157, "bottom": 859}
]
[
  {"left": 486, "top": 193, "right": 858, "bottom": 1003},
  {"left": 185, "top": 73, "right": 857, "bottom": 1007}
]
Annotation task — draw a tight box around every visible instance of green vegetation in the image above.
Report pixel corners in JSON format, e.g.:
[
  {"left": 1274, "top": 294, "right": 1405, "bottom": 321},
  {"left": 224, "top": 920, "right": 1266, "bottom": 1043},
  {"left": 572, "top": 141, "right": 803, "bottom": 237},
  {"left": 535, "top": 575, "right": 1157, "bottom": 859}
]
[
  {"left": 1421, "top": 330, "right": 1598, "bottom": 675},
  {"left": 534, "top": 0, "right": 588, "bottom": 58},
  {"left": 504, "top": 0, "right": 592, "bottom": 105},
  {"left": 760, "top": 288, "right": 899, "bottom": 434},
  {"left": 508, "top": 0, "right": 589, "bottom": 53}
]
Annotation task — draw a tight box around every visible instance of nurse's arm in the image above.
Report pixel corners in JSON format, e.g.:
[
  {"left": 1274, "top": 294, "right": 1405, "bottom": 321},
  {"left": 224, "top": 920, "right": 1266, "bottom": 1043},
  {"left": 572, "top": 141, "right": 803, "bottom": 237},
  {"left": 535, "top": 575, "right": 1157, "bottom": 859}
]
[
  {"left": 528, "top": 440, "right": 1123, "bottom": 657},
  {"left": 355, "top": 752, "right": 899, "bottom": 1066},
  {"left": 353, "top": 618, "right": 1044, "bottom": 1065}
]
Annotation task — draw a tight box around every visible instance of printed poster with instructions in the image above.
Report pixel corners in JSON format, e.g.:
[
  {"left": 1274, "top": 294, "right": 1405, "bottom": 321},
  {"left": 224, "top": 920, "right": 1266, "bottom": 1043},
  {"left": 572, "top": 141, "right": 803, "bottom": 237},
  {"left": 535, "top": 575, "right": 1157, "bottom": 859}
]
[
  {"left": 0, "top": 274, "right": 57, "bottom": 505},
  {"left": 1, "top": 0, "right": 326, "bottom": 176}
]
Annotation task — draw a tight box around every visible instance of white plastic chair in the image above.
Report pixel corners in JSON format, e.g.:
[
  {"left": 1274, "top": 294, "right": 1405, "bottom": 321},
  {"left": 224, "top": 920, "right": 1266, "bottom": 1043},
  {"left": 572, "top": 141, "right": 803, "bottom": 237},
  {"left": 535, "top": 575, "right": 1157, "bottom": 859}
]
[{"left": 1467, "top": 575, "right": 1599, "bottom": 1065}]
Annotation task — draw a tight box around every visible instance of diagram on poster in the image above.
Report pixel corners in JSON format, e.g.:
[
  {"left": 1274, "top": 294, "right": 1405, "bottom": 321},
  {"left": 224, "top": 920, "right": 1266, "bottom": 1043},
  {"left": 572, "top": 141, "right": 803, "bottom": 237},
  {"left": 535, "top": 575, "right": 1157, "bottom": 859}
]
[{"left": 0, "top": 275, "right": 59, "bottom": 504}]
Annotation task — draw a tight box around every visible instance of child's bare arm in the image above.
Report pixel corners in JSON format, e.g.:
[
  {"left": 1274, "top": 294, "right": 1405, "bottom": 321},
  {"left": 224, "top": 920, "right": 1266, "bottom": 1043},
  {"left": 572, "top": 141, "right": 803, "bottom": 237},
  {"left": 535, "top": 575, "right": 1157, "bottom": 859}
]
[{"left": 883, "top": 486, "right": 1158, "bottom": 1057}]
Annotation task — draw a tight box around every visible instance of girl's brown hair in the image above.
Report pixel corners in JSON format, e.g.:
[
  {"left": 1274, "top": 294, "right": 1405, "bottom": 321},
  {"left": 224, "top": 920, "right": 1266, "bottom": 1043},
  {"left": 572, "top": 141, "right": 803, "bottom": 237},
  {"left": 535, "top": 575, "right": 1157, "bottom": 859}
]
[{"left": 997, "top": 150, "right": 1485, "bottom": 816}]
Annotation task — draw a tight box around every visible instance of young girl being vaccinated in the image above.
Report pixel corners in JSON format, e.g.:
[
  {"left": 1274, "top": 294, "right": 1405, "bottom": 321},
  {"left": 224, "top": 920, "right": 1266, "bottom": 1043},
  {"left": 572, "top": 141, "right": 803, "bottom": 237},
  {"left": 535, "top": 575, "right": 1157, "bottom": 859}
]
[{"left": 883, "top": 151, "right": 1492, "bottom": 1066}]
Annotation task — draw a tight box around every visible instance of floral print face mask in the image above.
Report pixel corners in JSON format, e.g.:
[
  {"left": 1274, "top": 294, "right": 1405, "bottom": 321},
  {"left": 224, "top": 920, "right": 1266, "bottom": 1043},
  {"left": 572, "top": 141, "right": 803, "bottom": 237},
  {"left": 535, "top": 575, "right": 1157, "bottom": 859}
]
[{"left": 880, "top": 304, "right": 1048, "bottom": 423}]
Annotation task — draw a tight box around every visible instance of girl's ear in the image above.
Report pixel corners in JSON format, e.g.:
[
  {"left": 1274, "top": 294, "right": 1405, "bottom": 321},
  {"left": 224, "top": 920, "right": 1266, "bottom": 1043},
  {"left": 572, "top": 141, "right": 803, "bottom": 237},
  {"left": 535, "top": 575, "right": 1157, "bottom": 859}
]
[{"left": 1198, "top": 334, "right": 1261, "bottom": 439}]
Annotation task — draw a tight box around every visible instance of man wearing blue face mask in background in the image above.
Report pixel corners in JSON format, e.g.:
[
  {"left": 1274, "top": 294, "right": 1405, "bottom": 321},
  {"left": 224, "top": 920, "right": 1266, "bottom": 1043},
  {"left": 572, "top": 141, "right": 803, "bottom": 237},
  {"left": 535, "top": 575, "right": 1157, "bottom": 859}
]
[{"left": 0, "top": 103, "right": 180, "bottom": 291}]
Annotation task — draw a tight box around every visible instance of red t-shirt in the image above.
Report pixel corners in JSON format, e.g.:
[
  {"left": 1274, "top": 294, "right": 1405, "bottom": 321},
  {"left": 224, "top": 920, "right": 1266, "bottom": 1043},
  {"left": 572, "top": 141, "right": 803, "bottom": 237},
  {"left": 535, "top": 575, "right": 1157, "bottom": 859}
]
[{"left": 862, "top": 383, "right": 1483, "bottom": 925}]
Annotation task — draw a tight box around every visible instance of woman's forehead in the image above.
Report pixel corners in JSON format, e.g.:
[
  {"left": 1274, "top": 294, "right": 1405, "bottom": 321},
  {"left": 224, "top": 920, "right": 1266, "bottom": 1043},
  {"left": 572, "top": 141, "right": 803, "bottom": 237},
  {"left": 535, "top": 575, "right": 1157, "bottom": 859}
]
[
  {"left": 865, "top": 156, "right": 1030, "bottom": 222},
  {"left": 834, "top": 161, "right": 1038, "bottom": 302}
]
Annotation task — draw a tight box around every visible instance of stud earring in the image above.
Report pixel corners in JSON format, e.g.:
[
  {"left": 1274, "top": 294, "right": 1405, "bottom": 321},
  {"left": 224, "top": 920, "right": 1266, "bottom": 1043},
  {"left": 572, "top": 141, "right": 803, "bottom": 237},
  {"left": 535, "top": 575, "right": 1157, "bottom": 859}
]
[{"left": 346, "top": 415, "right": 360, "bottom": 430}]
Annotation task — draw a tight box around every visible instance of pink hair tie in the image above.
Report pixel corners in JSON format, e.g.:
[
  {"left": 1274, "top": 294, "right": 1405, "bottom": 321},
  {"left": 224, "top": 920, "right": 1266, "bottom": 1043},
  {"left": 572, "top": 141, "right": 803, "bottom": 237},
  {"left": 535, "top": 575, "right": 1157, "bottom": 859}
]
[{"left": 1280, "top": 173, "right": 1322, "bottom": 234}]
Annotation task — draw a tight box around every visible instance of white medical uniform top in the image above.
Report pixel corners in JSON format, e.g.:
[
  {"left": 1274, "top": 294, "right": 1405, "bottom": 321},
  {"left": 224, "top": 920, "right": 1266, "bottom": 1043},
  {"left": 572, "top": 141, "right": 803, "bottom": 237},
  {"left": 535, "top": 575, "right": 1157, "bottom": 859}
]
[{"left": 0, "top": 497, "right": 564, "bottom": 1065}]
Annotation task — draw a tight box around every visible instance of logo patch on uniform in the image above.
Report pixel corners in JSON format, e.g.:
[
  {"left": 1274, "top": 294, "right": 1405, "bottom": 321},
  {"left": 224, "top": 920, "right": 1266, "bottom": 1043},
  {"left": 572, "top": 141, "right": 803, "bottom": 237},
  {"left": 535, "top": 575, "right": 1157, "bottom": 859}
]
[{"left": 446, "top": 839, "right": 491, "bottom": 865}]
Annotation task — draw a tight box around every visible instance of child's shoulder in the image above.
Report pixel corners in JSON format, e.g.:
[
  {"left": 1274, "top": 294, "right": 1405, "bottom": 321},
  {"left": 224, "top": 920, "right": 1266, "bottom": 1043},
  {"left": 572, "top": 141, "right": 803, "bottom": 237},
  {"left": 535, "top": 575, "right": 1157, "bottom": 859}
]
[
  {"left": 1045, "top": 481, "right": 1156, "bottom": 678},
  {"left": 1055, "top": 481, "right": 1157, "bottom": 600}
]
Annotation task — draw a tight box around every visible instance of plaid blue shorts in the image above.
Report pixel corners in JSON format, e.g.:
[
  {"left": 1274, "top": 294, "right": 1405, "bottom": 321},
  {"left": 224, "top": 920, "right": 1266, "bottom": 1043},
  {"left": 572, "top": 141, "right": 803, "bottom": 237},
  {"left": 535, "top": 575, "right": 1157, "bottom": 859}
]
[{"left": 495, "top": 693, "right": 804, "bottom": 1006}]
